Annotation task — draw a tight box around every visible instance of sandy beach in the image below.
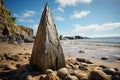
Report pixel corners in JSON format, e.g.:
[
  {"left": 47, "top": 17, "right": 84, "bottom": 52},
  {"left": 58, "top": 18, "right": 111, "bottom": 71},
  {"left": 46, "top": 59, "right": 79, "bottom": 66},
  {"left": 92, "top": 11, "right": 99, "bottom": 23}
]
[{"left": 0, "top": 40, "right": 120, "bottom": 71}]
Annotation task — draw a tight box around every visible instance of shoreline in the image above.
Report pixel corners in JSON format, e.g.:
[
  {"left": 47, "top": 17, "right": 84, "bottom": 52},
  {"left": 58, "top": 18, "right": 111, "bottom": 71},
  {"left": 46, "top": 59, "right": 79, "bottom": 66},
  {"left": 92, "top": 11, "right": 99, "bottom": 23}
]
[{"left": 0, "top": 41, "right": 120, "bottom": 70}]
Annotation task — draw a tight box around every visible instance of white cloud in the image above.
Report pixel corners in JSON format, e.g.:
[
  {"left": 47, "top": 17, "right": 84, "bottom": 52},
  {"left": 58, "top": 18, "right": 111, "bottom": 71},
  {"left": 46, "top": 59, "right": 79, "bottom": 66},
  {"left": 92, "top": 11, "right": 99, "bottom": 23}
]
[
  {"left": 58, "top": 30, "right": 73, "bottom": 36},
  {"left": 13, "top": 10, "right": 36, "bottom": 18},
  {"left": 89, "top": 34, "right": 120, "bottom": 38},
  {"left": 55, "top": 16, "right": 65, "bottom": 21},
  {"left": 18, "top": 18, "right": 34, "bottom": 22},
  {"left": 57, "top": 7, "right": 64, "bottom": 12},
  {"left": 13, "top": 9, "right": 36, "bottom": 22},
  {"left": 23, "top": 10, "right": 36, "bottom": 18},
  {"left": 71, "top": 10, "right": 90, "bottom": 19},
  {"left": 56, "top": 0, "right": 92, "bottom": 7},
  {"left": 73, "top": 22, "right": 120, "bottom": 32}
]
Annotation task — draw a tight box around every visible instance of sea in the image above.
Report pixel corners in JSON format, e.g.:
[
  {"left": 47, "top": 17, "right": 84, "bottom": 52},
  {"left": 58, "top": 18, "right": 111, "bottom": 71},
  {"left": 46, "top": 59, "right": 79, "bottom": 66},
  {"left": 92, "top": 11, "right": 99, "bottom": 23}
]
[
  {"left": 76, "top": 37, "right": 120, "bottom": 47},
  {"left": 78, "top": 37, "right": 120, "bottom": 43}
]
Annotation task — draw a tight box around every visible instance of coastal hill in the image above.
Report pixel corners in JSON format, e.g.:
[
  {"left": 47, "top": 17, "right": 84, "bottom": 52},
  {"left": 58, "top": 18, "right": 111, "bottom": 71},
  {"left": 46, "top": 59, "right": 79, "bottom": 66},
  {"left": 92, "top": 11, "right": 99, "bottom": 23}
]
[{"left": 0, "top": 0, "right": 34, "bottom": 41}]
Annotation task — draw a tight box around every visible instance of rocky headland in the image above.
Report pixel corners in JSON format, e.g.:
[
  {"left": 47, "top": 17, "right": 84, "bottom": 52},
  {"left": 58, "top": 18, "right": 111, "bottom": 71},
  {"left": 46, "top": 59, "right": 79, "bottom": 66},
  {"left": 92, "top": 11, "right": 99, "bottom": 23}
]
[
  {"left": 0, "top": 0, "right": 34, "bottom": 43},
  {"left": 0, "top": 42, "right": 120, "bottom": 80}
]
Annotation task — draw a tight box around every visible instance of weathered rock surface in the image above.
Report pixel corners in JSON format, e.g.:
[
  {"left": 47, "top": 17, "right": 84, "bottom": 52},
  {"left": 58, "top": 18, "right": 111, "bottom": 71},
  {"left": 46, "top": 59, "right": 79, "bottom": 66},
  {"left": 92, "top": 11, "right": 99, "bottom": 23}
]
[{"left": 30, "top": 3, "right": 65, "bottom": 73}]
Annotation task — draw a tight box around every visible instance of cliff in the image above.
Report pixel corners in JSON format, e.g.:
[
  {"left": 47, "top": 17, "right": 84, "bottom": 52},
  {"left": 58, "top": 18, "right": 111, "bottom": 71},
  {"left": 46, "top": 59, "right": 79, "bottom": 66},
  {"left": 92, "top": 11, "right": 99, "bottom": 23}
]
[{"left": 0, "top": 0, "right": 34, "bottom": 41}]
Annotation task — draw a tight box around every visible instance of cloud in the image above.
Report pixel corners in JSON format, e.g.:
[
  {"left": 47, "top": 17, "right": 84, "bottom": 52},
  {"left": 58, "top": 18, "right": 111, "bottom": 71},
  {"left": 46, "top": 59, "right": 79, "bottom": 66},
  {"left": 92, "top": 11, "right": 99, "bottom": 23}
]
[
  {"left": 55, "top": 16, "right": 65, "bottom": 21},
  {"left": 71, "top": 10, "right": 90, "bottom": 19},
  {"left": 89, "top": 34, "right": 120, "bottom": 38},
  {"left": 58, "top": 30, "right": 72, "bottom": 36},
  {"left": 56, "top": 0, "right": 92, "bottom": 7},
  {"left": 73, "top": 22, "right": 120, "bottom": 32},
  {"left": 57, "top": 7, "right": 64, "bottom": 12},
  {"left": 18, "top": 19, "right": 34, "bottom": 23},
  {"left": 13, "top": 10, "right": 36, "bottom": 18},
  {"left": 23, "top": 10, "right": 36, "bottom": 18},
  {"left": 13, "top": 10, "right": 36, "bottom": 22}
]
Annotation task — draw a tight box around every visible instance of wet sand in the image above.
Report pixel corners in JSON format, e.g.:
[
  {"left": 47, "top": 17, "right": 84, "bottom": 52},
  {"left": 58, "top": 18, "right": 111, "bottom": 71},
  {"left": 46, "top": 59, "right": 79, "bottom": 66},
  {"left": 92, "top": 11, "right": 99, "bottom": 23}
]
[{"left": 62, "top": 40, "right": 120, "bottom": 69}]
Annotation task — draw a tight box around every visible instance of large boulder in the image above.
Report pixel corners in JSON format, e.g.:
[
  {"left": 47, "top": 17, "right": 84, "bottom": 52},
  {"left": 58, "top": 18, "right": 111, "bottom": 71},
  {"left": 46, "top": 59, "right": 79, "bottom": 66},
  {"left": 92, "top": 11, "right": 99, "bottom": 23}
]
[{"left": 30, "top": 3, "right": 65, "bottom": 73}]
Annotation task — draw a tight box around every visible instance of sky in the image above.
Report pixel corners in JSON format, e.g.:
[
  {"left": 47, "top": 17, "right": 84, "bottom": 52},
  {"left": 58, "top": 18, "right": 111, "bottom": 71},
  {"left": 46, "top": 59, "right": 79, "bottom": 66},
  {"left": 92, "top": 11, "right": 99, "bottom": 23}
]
[{"left": 4, "top": 0, "right": 120, "bottom": 37}]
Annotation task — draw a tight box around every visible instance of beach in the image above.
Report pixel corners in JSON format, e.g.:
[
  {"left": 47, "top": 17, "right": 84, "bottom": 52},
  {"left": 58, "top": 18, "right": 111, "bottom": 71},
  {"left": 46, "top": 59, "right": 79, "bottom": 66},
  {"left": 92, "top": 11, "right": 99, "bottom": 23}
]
[
  {"left": 0, "top": 38, "right": 120, "bottom": 79},
  {"left": 62, "top": 39, "right": 120, "bottom": 69},
  {"left": 0, "top": 38, "right": 120, "bottom": 71}
]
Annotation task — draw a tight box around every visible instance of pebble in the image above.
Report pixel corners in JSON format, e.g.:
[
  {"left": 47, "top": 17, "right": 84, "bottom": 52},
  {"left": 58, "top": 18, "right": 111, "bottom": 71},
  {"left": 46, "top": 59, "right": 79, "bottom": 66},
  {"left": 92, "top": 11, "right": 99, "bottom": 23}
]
[{"left": 57, "top": 67, "right": 69, "bottom": 79}]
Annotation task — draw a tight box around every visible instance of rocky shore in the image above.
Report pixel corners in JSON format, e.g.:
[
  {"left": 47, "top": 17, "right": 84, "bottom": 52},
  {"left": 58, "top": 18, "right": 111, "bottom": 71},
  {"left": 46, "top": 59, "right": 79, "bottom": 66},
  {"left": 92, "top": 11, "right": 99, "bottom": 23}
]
[{"left": 0, "top": 42, "right": 120, "bottom": 80}]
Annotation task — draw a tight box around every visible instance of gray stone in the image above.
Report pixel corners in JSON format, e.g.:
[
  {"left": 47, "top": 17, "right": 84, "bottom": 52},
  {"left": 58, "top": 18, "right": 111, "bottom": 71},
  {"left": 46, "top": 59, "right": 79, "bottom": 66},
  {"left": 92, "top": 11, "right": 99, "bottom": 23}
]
[
  {"left": 30, "top": 3, "right": 65, "bottom": 73},
  {"left": 101, "top": 56, "right": 109, "bottom": 60},
  {"left": 112, "top": 75, "right": 120, "bottom": 80},
  {"left": 103, "top": 68, "right": 116, "bottom": 75},
  {"left": 86, "top": 60, "right": 93, "bottom": 64},
  {"left": 78, "top": 50, "right": 85, "bottom": 53},
  {"left": 76, "top": 58, "right": 86, "bottom": 63}
]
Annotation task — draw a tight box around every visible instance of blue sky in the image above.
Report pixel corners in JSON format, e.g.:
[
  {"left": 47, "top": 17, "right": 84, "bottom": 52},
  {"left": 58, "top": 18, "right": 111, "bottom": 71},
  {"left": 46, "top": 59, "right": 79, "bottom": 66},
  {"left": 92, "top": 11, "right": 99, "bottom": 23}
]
[{"left": 4, "top": 0, "right": 120, "bottom": 37}]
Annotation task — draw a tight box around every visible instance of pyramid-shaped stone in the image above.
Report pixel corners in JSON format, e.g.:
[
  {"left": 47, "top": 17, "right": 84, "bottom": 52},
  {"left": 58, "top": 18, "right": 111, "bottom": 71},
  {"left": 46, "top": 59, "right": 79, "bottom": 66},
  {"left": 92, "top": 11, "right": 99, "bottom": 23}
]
[{"left": 30, "top": 3, "right": 65, "bottom": 73}]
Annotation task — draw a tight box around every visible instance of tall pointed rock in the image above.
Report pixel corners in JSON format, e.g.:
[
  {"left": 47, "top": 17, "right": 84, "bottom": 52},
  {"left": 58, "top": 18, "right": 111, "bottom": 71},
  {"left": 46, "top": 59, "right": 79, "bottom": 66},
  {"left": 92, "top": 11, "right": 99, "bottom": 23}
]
[{"left": 30, "top": 3, "right": 65, "bottom": 73}]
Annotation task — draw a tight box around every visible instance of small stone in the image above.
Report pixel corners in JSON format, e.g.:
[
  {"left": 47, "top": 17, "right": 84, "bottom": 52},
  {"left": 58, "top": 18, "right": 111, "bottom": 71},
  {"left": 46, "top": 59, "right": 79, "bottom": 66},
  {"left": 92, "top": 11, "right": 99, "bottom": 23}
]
[
  {"left": 66, "top": 75, "right": 79, "bottom": 80},
  {"left": 101, "top": 56, "right": 109, "bottom": 60},
  {"left": 90, "top": 70, "right": 111, "bottom": 80},
  {"left": 70, "top": 71, "right": 88, "bottom": 80},
  {"left": 33, "top": 74, "right": 46, "bottom": 80},
  {"left": 45, "top": 69, "right": 54, "bottom": 74},
  {"left": 78, "top": 65, "right": 88, "bottom": 71},
  {"left": 57, "top": 67, "right": 69, "bottom": 79},
  {"left": 94, "top": 67, "right": 103, "bottom": 71},
  {"left": 80, "top": 77, "right": 89, "bottom": 80},
  {"left": 114, "top": 71, "right": 120, "bottom": 77},
  {"left": 26, "top": 75, "right": 33, "bottom": 80},
  {"left": 45, "top": 72, "right": 60, "bottom": 80},
  {"left": 66, "top": 64, "right": 72, "bottom": 69},
  {"left": 99, "top": 65, "right": 108, "bottom": 69},
  {"left": 76, "top": 58, "right": 87, "bottom": 63},
  {"left": 86, "top": 60, "right": 93, "bottom": 64},
  {"left": 4, "top": 63, "right": 17, "bottom": 70},
  {"left": 78, "top": 50, "right": 85, "bottom": 53},
  {"left": 112, "top": 75, "right": 120, "bottom": 80},
  {"left": 18, "top": 53, "right": 23, "bottom": 55},
  {"left": 76, "top": 73, "right": 88, "bottom": 80},
  {"left": 103, "top": 68, "right": 116, "bottom": 75}
]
